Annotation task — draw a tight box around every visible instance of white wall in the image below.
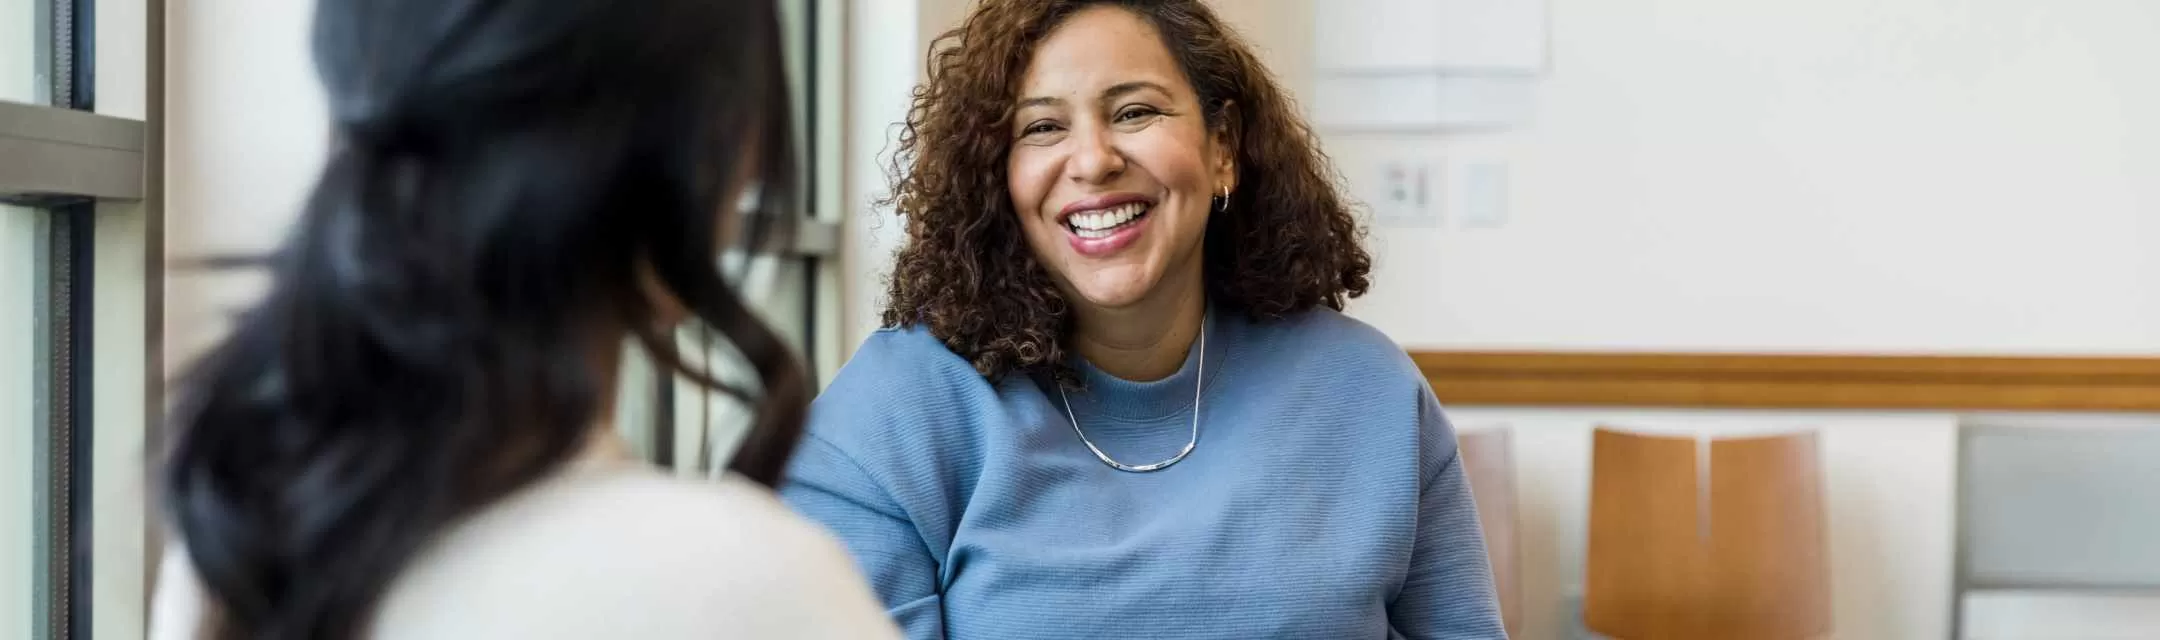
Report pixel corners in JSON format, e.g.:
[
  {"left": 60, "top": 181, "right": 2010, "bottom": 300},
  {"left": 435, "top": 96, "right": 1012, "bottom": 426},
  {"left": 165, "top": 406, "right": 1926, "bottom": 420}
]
[
  {"left": 164, "top": 0, "right": 325, "bottom": 372},
  {"left": 94, "top": 1, "right": 151, "bottom": 637},
  {"left": 1337, "top": 0, "right": 2160, "bottom": 355},
  {"left": 837, "top": 0, "right": 922, "bottom": 351}
]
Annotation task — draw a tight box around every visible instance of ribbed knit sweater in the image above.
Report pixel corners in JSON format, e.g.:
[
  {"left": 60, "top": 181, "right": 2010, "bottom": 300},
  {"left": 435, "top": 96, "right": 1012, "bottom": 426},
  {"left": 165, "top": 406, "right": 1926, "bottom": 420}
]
[{"left": 782, "top": 307, "right": 1505, "bottom": 639}]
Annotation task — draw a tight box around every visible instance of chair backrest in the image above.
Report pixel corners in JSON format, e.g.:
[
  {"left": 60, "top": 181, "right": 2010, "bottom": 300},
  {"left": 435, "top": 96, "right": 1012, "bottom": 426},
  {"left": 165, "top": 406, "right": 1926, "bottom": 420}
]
[
  {"left": 1959, "top": 425, "right": 2160, "bottom": 590},
  {"left": 1705, "top": 430, "right": 1832, "bottom": 638},
  {"left": 1457, "top": 427, "right": 1522, "bottom": 637},
  {"left": 1584, "top": 427, "right": 1832, "bottom": 640}
]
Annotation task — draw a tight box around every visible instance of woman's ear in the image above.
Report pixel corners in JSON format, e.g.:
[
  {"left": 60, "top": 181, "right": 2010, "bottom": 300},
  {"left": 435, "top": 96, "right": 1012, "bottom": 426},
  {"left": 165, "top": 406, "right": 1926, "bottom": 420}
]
[{"left": 1211, "top": 100, "right": 1240, "bottom": 192}]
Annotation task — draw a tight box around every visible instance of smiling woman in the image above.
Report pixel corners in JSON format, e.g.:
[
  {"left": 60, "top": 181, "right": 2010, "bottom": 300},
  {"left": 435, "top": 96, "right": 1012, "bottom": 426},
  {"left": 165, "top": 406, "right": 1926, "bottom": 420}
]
[
  {"left": 781, "top": 1, "right": 1507, "bottom": 638},
  {"left": 1004, "top": 13, "right": 1232, "bottom": 371}
]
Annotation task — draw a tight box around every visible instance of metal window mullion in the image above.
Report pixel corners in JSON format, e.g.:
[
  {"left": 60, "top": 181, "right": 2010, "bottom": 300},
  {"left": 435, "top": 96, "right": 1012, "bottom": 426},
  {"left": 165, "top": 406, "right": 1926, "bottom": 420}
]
[
  {"left": 48, "top": 0, "right": 70, "bottom": 108},
  {"left": 29, "top": 213, "right": 56, "bottom": 640},
  {"left": 32, "top": 209, "right": 90, "bottom": 640},
  {"left": 799, "top": 0, "right": 820, "bottom": 383},
  {"left": 68, "top": 206, "right": 93, "bottom": 640},
  {"left": 36, "top": 3, "right": 100, "bottom": 640},
  {"left": 58, "top": 0, "right": 93, "bottom": 113}
]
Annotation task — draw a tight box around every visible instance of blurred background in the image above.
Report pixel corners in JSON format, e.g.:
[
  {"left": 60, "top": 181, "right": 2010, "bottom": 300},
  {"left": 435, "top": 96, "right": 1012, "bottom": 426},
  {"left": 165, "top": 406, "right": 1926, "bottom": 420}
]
[{"left": 3, "top": 0, "right": 2156, "bottom": 638}]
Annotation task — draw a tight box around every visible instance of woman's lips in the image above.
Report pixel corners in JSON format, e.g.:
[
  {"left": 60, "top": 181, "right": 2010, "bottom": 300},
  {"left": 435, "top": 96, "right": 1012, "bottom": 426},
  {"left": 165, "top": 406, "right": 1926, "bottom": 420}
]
[{"left": 1066, "top": 206, "right": 1150, "bottom": 257}]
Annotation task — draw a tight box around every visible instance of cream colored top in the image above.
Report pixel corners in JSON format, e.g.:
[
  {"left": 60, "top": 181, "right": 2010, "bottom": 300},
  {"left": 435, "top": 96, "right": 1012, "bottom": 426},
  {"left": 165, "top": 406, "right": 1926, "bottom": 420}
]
[{"left": 150, "top": 447, "right": 900, "bottom": 639}]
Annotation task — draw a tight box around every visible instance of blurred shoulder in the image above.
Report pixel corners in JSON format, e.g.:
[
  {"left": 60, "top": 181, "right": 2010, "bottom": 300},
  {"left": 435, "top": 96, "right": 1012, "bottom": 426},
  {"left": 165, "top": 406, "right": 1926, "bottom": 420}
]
[{"left": 372, "top": 467, "right": 896, "bottom": 638}]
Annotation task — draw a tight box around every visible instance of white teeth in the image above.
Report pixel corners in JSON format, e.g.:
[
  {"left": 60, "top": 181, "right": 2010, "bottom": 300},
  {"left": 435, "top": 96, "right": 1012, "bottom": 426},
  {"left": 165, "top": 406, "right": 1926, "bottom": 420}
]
[{"left": 1067, "top": 202, "right": 1146, "bottom": 234}]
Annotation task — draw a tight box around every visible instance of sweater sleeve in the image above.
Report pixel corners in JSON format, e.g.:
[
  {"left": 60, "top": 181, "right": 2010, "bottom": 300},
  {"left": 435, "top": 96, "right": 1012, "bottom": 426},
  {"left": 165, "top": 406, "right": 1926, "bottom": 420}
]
[
  {"left": 783, "top": 433, "right": 947, "bottom": 639},
  {"left": 1388, "top": 386, "right": 1510, "bottom": 639}
]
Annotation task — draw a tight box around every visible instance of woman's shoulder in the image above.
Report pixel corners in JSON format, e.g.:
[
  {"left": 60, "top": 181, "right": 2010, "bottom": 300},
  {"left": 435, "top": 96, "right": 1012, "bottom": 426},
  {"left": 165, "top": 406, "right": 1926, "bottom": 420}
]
[
  {"left": 430, "top": 465, "right": 844, "bottom": 554},
  {"left": 808, "top": 324, "right": 1002, "bottom": 444},
  {"left": 153, "top": 467, "right": 898, "bottom": 639},
  {"left": 1246, "top": 306, "right": 1424, "bottom": 383},
  {"left": 370, "top": 468, "right": 896, "bottom": 637},
  {"left": 837, "top": 324, "right": 982, "bottom": 386}
]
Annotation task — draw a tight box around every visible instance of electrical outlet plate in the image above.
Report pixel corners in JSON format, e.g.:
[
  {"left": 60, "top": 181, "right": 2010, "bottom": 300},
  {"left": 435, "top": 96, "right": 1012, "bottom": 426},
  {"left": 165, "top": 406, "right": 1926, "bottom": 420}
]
[{"left": 1370, "top": 156, "right": 1441, "bottom": 228}]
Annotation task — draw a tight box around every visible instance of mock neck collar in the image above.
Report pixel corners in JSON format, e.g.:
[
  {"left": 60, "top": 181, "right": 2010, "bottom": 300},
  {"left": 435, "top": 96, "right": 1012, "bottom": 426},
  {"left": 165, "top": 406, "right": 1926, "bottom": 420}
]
[{"left": 1063, "top": 307, "right": 1228, "bottom": 423}]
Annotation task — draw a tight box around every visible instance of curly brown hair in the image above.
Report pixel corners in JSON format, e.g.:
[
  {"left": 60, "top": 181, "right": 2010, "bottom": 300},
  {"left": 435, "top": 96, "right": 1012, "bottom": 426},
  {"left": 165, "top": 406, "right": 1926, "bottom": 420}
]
[{"left": 881, "top": 0, "right": 1371, "bottom": 380}]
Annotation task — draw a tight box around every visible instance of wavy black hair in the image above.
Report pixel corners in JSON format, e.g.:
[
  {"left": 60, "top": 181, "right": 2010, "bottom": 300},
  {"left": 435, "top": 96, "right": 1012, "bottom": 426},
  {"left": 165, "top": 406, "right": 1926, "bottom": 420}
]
[{"left": 159, "top": 1, "right": 802, "bottom": 637}]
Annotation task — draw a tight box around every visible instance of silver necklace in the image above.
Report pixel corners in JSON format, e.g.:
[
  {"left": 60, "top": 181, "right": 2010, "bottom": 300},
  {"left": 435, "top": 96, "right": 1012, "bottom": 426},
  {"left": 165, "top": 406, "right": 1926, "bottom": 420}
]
[{"left": 1057, "top": 321, "right": 1204, "bottom": 473}]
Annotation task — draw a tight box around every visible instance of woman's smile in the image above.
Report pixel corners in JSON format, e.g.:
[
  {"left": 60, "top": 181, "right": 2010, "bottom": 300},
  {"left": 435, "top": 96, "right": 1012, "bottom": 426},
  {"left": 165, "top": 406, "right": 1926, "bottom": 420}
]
[{"left": 1060, "top": 194, "right": 1157, "bottom": 256}]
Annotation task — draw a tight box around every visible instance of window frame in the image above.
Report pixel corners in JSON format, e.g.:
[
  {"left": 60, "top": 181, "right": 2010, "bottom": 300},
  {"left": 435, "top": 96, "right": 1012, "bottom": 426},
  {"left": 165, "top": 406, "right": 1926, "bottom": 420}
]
[
  {"left": 3, "top": 0, "right": 161, "bottom": 637},
  {"left": 639, "top": 0, "right": 846, "bottom": 475}
]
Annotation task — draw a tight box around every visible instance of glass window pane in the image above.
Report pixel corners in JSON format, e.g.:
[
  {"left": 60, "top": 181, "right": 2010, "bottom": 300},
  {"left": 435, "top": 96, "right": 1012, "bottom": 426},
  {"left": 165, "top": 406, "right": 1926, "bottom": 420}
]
[
  {"left": 1, "top": 0, "right": 51, "bottom": 104},
  {"left": 3, "top": 4, "right": 47, "bottom": 635},
  {"left": 0, "top": 0, "right": 36, "bottom": 600},
  {"left": 2, "top": 207, "right": 41, "bottom": 640}
]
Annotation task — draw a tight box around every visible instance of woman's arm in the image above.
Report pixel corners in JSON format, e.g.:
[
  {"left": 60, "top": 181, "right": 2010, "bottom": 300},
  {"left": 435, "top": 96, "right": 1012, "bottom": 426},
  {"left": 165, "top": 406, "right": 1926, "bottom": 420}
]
[
  {"left": 1389, "top": 388, "right": 1510, "bottom": 639},
  {"left": 784, "top": 433, "right": 948, "bottom": 640}
]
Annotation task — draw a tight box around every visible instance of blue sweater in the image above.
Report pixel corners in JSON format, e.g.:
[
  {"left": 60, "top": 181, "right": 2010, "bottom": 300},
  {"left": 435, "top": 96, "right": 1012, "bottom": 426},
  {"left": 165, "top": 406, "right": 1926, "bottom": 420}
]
[{"left": 782, "top": 308, "right": 1505, "bottom": 639}]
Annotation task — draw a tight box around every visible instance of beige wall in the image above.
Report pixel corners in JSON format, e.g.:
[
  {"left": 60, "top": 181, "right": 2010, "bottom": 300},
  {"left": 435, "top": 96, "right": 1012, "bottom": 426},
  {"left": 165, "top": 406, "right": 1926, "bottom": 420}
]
[{"left": 1206, "top": 0, "right": 1312, "bottom": 105}]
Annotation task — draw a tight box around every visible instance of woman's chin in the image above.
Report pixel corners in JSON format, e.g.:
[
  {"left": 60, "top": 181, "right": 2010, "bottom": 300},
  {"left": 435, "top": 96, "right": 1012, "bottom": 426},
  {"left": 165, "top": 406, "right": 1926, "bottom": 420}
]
[{"left": 1066, "top": 276, "right": 1159, "bottom": 312}]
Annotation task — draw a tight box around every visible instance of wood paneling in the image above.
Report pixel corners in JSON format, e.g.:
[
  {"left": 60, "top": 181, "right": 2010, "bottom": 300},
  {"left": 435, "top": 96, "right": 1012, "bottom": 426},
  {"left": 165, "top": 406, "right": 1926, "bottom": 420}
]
[{"left": 1412, "top": 351, "right": 2160, "bottom": 411}]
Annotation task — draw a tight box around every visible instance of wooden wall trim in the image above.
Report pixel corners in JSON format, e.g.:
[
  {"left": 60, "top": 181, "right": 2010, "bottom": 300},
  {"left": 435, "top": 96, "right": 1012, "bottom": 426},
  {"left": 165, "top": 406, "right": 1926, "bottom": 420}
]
[{"left": 1412, "top": 351, "right": 2160, "bottom": 411}]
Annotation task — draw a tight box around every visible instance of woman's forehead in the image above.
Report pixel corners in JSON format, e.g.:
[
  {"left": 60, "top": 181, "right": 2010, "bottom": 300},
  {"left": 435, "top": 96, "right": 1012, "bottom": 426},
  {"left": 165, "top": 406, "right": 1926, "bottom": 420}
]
[{"left": 1016, "top": 6, "right": 1186, "bottom": 101}]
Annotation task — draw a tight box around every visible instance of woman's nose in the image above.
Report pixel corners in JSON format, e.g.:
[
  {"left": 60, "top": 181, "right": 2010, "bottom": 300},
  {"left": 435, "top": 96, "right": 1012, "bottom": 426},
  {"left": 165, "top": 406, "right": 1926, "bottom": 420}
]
[{"left": 1065, "top": 125, "right": 1126, "bottom": 184}]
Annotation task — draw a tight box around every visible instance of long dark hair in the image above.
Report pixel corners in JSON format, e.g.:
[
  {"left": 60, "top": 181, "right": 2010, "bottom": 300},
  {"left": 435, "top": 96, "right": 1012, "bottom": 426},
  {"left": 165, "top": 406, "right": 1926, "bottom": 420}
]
[{"left": 159, "top": 1, "right": 804, "bottom": 638}]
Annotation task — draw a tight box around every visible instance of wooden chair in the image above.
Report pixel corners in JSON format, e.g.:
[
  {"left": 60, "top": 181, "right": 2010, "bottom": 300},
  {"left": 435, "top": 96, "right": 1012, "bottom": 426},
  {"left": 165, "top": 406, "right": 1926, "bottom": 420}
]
[
  {"left": 1584, "top": 427, "right": 1832, "bottom": 639},
  {"left": 1457, "top": 427, "right": 1522, "bottom": 638}
]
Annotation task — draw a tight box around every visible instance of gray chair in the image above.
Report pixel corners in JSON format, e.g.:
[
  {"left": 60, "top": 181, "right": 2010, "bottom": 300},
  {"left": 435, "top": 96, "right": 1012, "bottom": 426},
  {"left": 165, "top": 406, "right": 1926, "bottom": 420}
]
[{"left": 1952, "top": 422, "right": 2160, "bottom": 639}]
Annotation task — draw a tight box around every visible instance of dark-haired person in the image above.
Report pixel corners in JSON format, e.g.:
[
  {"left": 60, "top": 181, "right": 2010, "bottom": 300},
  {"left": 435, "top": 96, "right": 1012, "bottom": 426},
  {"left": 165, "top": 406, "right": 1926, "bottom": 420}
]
[
  {"left": 148, "top": 1, "right": 899, "bottom": 638},
  {"left": 781, "top": 0, "right": 1506, "bottom": 638}
]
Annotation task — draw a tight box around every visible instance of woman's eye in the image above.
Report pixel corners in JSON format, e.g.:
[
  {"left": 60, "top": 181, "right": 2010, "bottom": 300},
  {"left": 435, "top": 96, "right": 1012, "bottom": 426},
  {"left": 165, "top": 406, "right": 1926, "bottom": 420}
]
[
  {"left": 1022, "top": 121, "right": 1062, "bottom": 137},
  {"left": 1116, "top": 107, "right": 1160, "bottom": 122}
]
